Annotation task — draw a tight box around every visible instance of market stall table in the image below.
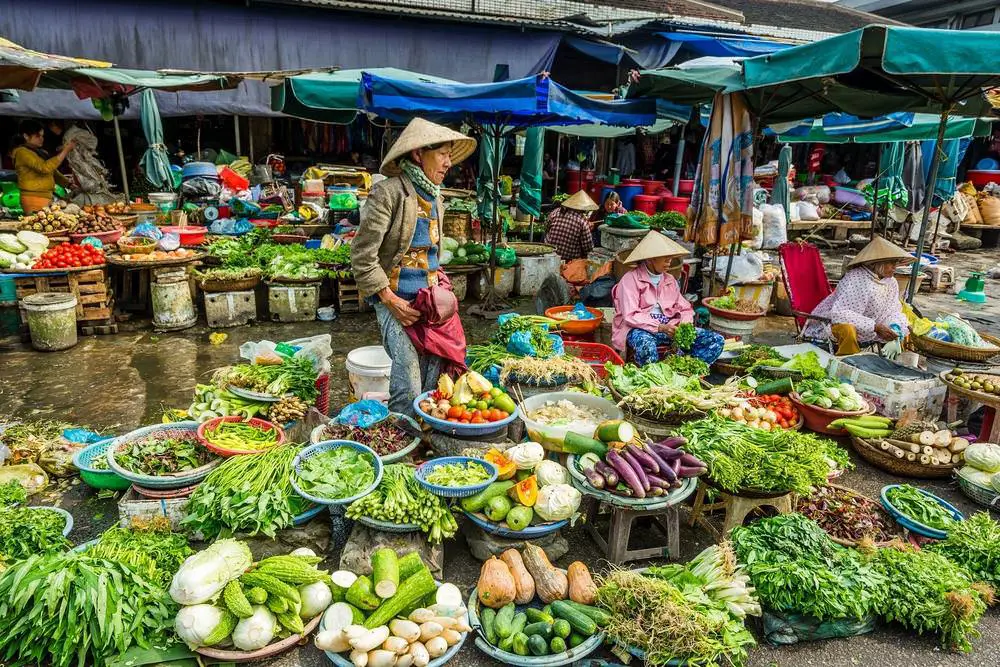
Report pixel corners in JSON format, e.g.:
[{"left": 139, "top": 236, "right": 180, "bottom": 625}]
[
  {"left": 788, "top": 219, "right": 872, "bottom": 242},
  {"left": 956, "top": 223, "right": 1000, "bottom": 248},
  {"left": 941, "top": 370, "right": 1000, "bottom": 444},
  {"left": 105, "top": 253, "right": 202, "bottom": 315}
]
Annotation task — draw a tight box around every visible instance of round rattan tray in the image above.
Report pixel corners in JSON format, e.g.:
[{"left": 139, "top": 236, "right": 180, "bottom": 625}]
[
  {"left": 197, "top": 274, "right": 261, "bottom": 292},
  {"left": 939, "top": 371, "right": 1000, "bottom": 409},
  {"left": 912, "top": 332, "right": 1000, "bottom": 363},
  {"left": 849, "top": 435, "right": 958, "bottom": 479}
]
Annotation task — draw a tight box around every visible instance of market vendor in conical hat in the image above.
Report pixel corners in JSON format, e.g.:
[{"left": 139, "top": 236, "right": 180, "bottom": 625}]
[
  {"left": 803, "top": 236, "right": 913, "bottom": 356},
  {"left": 612, "top": 231, "right": 725, "bottom": 366},
  {"left": 544, "top": 190, "right": 599, "bottom": 262},
  {"left": 351, "top": 118, "right": 477, "bottom": 417}
]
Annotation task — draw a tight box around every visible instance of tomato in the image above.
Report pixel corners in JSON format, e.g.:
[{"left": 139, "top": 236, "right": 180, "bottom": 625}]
[
  {"left": 778, "top": 419, "right": 788, "bottom": 429},
  {"left": 470, "top": 416, "right": 485, "bottom": 424},
  {"left": 496, "top": 410, "right": 509, "bottom": 420},
  {"left": 447, "top": 406, "right": 463, "bottom": 419},
  {"left": 459, "top": 419, "right": 470, "bottom": 424}
]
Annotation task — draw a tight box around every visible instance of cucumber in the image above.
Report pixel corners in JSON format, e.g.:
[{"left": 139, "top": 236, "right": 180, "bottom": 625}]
[
  {"left": 550, "top": 636, "right": 567, "bottom": 654},
  {"left": 512, "top": 632, "right": 530, "bottom": 656},
  {"left": 550, "top": 600, "right": 597, "bottom": 636},
  {"left": 564, "top": 600, "right": 612, "bottom": 627},
  {"left": 460, "top": 480, "right": 515, "bottom": 513},
  {"left": 756, "top": 377, "right": 793, "bottom": 395},
  {"left": 525, "top": 607, "right": 554, "bottom": 624},
  {"left": 562, "top": 431, "right": 608, "bottom": 457},
  {"left": 371, "top": 548, "right": 399, "bottom": 599},
  {"left": 523, "top": 622, "right": 553, "bottom": 639},
  {"left": 527, "top": 634, "right": 549, "bottom": 656},
  {"left": 481, "top": 607, "right": 498, "bottom": 645},
  {"left": 345, "top": 575, "right": 380, "bottom": 611},
  {"left": 495, "top": 603, "right": 516, "bottom": 639},
  {"left": 498, "top": 634, "right": 515, "bottom": 652},
  {"left": 552, "top": 619, "right": 571, "bottom": 639},
  {"left": 595, "top": 420, "right": 635, "bottom": 444},
  {"left": 568, "top": 632, "right": 586, "bottom": 648},
  {"left": 397, "top": 552, "right": 426, "bottom": 580},
  {"left": 510, "top": 612, "right": 527, "bottom": 637}
]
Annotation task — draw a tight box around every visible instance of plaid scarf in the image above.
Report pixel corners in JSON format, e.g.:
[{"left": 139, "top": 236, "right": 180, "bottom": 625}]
[{"left": 399, "top": 159, "right": 440, "bottom": 199}]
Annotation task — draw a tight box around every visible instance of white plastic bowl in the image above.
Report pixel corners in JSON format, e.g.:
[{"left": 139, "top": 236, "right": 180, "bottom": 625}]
[{"left": 518, "top": 391, "right": 623, "bottom": 451}]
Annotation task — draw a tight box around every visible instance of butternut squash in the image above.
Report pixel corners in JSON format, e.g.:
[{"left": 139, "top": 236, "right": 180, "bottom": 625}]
[
  {"left": 520, "top": 543, "right": 567, "bottom": 604},
  {"left": 477, "top": 557, "right": 517, "bottom": 609},
  {"left": 566, "top": 561, "right": 597, "bottom": 605},
  {"left": 500, "top": 549, "right": 535, "bottom": 605}
]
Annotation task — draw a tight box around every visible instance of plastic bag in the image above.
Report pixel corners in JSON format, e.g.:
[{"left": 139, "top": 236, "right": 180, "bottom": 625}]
[
  {"left": 760, "top": 204, "right": 787, "bottom": 250},
  {"left": 157, "top": 233, "right": 181, "bottom": 251},
  {"left": 239, "top": 335, "right": 333, "bottom": 373},
  {"left": 208, "top": 218, "right": 253, "bottom": 235},
  {"left": 335, "top": 400, "right": 389, "bottom": 428},
  {"left": 0, "top": 464, "right": 48, "bottom": 495},
  {"left": 495, "top": 246, "right": 517, "bottom": 269},
  {"left": 180, "top": 176, "right": 222, "bottom": 199},
  {"left": 608, "top": 213, "right": 649, "bottom": 230},
  {"left": 571, "top": 302, "right": 595, "bottom": 320},
  {"left": 62, "top": 428, "right": 106, "bottom": 444},
  {"left": 712, "top": 252, "right": 764, "bottom": 285},
  {"left": 763, "top": 610, "right": 875, "bottom": 645},
  {"left": 131, "top": 222, "right": 163, "bottom": 241},
  {"left": 507, "top": 331, "right": 564, "bottom": 359},
  {"left": 833, "top": 168, "right": 851, "bottom": 184},
  {"left": 797, "top": 201, "right": 820, "bottom": 221},
  {"left": 748, "top": 208, "right": 764, "bottom": 249},
  {"left": 795, "top": 185, "right": 831, "bottom": 205}
]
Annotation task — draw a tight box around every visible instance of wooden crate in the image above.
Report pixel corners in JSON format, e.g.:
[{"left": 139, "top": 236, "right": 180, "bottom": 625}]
[
  {"left": 335, "top": 278, "right": 370, "bottom": 314},
  {"left": 15, "top": 268, "right": 116, "bottom": 325}
]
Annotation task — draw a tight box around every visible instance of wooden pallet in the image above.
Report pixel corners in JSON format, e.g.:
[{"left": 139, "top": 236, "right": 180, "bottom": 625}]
[
  {"left": 336, "top": 279, "right": 370, "bottom": 313},
  {"left": 15, "top": 269, "right": 116, "bottom": 325}
]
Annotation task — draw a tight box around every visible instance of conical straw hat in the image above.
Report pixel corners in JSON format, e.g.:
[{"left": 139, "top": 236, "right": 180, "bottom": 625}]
[
  {"left": 623, "top": 230, "right": 690, "bottom": 264},
  {"left": 380, "top": 118, "right": 477, "bottom": 176},
  {"left": 846, "top": 235, "right": 913, "bottom": 269},
  {"left": 561, "top": 190, "right": 599, "bottom": 212}
]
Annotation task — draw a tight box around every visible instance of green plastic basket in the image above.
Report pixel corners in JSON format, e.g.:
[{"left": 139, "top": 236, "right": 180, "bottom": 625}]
[{"left": 72, "top": 440, "right": 131, "bottom": 491}]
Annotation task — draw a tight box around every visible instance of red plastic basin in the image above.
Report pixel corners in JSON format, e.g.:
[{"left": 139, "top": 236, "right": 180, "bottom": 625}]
[
  {"left": 967, "top": 170, "right": 1000, "bottom": 189},
  {"left": 660, "top": 195, "right": 691, "bottom": 213},
  {"left": 161, "top": 225, "right": 208, "bottom": 246},
  {"left": 632, "top": 194, "right": 660, "bottom": 216},
  {"left": 677, "top": 179, "right": 695, "bottom": 195}
]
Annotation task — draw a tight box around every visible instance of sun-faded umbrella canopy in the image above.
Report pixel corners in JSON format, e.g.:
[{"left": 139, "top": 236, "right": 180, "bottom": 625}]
[{"left": 0, "top": 37, "right": 110, "bottom": 90}]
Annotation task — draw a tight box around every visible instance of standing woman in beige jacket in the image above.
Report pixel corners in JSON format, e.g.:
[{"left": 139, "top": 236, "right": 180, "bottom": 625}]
[{"left": 351, "top": 118, "right": 476, "bottom": 416}]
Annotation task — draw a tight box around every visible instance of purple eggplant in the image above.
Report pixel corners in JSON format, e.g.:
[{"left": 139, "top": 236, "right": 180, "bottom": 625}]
[
  {"left": 646, "top": 473, "right": 671, "bottom": 489},
  {"left": 607, "top": 450, "right": 645, "bottom": 499},
  {"left": 594, "top": 460, "right": 619, "bottom": 487},
  {"left": 651, "top": 444, "right": 684, "bottom": 461},
  {"left": 657, "top": 462, "right": 678, "bottom": 484},
  {"left": 670, "top": 458, "right": 682, "bottom": 476},
  {"left": 622, "top": 448, "right": 651, "bottom": 492},
  {"left": 627, "top": 444, "right": 659, "bottom": 474},
  {"left": 644, "top": 445, "right": 675, "bottom": 473},
  {"left": 583, "top": 466, "right": 605, "bottom": 489},
  {"left": 677, "top": 464, "right": 707, "bottom": 478},
  {"left": 679, "top": 452, "right": 706, "bottom": 468},
  {"left": 657, "top": 436, "right": 687, "bottom": 449}
]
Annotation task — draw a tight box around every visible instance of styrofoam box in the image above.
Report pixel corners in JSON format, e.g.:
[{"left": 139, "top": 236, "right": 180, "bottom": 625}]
[{"left": 827, "top": 354, "right": 946, "bottom": 420}]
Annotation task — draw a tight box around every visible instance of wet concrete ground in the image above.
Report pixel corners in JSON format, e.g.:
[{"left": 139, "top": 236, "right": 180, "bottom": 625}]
[{"left": 4, "top": 247, "right": 1000, "bottom": 666}]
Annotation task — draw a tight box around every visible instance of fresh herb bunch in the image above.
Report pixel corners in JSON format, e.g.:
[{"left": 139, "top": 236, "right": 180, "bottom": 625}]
[
  {"left": 731, "top": 513, "right": 887, "bottom": 622},
  {"left": 0, "top": 506, "right": 70, "bottom": 561},
  {"left": 214, "top": 356, "right": 319, "bottom": 403},
  {"left": 661, "top": 355, "right": 710, "bottom": 377},
  {"left": 0, "top": 551, "right": 176, "bottom": 667},
  {"left": 796, "top": 485, "right": 897, "bottom": 543},
  {"left": 192, "top": 266, "right": 263, "bottom": 282},
  {"left": 296, "top": 446, "right": 376, "bottom": 500},
  {"left": 673, "top": 322, "right": 697, "bottom": 350},
  {"left": 928, "top": 513, "right": 1000, "bottom": 589},
  {"left": 182, "top": 443, "right": 309, "bottom": 538},
  {"left": 676, "top": 415, "right": 851, "bottom": 495},
  {"left": 115, "top": 437, "right": 214, "bottom": 476},
  {"left": 87, "top": 519, "right": 192, "bottom": 587},
  {"left": 873, "top": 543, "right": 991, "bottom": 652},
  {"left": 886, "top": 485, "right": 956, "bottom": 531},
  {"left": 346, "top": 464, "right": 458, "bottom": 543},
  {"left": 0, "top": 481, "right": 27, "bottom": 506},
  {"left": 316, "top": 417, "right": 414, "bottom": 457},
  {"left": 732, "top": 345, "right": 786, "bottom": 369},
  {"left": 491, "top": 315, "right": 559, "bottom": 357},
  {"left": 605, "top": 360, "right": 703, "bottom": 395},
  {"left": 466, "top": 344, "right": 517, "bottom": 374},
  {"left": 1, "top": 420, "right": 71, "bottom": 461},
  {"left": 425, "top": 461, "right": 491, "bottom": 487},
  {"left": 646, "top": 211, "right": 687, "bottom": 230},
  {"left": 620, "top": 384, "right": 741, "bottom": 420}
]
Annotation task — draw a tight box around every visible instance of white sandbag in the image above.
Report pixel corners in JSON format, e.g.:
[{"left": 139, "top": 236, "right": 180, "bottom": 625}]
[
  {"left": 797, "top": 201, "right": 820, "bottom": 221},
  {"left": 794, "top": 185, "right": 831, "bottom": 205},
  {"left": 748, "top": 207, "right": 764, "bottom": 249},
  {"left": 712, "top": 251, "right": 765, "bottom": 285},
  {"left": 787, "top": 201, "right": 801, "bottom": 222},
  {"left": 760, "top": 204, "right": 788, "bottom": 250}
]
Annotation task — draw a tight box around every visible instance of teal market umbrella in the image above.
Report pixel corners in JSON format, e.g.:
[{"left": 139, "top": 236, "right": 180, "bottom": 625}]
[
  {"left": 772, "top": 144, "right": 792, "bottom": 224},
  {"left": 139, "top": 89, "right": 172, "bottom": 189},
  {"left": 477, "top": 126, "right": 508, "bottom": 229},
  {"left": 518, "top": 127, "right": 544, "bottom": 219}
]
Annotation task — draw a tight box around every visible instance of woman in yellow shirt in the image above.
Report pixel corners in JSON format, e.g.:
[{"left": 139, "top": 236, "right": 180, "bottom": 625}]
[{"left": 12, "top": 120, "right": 75, "bottom": 214}]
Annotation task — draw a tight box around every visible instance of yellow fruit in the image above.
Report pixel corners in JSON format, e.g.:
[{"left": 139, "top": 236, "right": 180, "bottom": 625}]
[{"left": 437, "top": 374, "right": 455, "bottom": 399}]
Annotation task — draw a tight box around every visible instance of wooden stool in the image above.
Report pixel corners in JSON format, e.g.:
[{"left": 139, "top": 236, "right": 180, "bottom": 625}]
[
  {"left": 584, "top": 497, "right": 682, "bottom": 565},
  {"left": 689, "top": 481, "right": 793, "bottom": 538}
]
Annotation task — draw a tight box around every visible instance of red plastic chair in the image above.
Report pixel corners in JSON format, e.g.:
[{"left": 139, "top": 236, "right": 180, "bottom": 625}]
[{"left": 778, "top": 241, "right": 833, "bottom": 335}]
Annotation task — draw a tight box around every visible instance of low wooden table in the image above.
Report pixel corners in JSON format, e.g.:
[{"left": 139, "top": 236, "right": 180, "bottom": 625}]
[
  {"left": 958, "top": 224, "right": 1000, "bottom": 248},
  {"left": 788, "top": 219, "right": 871, "bottom": 241}
]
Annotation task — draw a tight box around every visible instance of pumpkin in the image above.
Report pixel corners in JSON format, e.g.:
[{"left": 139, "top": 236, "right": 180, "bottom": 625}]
[
  {"left": 567, "top": 561, "right": 597, "bottom": 605},
  {"left": 520, "top": 543, "right": 567, "bottom": 604},
  {"left": 500, "top": 549, "right": 535, "bottom": 605},
  {"left": 477, "top": 557, "right": 517, "bottom": 609},
  {"left": 484, "top": 448, "right": 517, "bottom": 481},
  {"left": 509, "top": 475, "right": 539, "bottom": 507}
]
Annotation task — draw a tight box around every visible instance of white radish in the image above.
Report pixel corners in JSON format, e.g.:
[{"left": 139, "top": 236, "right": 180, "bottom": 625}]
[
  {"left": 389, "top": 619, "right": 421, "bottom": 643},
  {"left": 424, "top": 636, "right": 448, "bottom": 658},
  {"left": 383, "top": 636, "right": 410, "bottom": 655},
  {"left": 435, "top": 583, "right": 463, "bottom": 607},
  {"left": 367, "top": 650, "right": 398, "bottom": 667},
  {"left": 428, "top": 604, "right": 467, "bottom": 619},
  {"left": 350, "top": 649, "right": 369, "bottom": 667},
  {"left": 454, "top": 619, "right": 472, "bottom": 633},
  {"left": 315, "top": 629, "right": 352, "bottom": 653},
  {"left": 290, "top": 547, "right": 317, "bottom": 557},
  {"left": 351, "top": 626, "right": 391, "bottom": 653},
  {"left": 419, "top": 621, "right": 444, "bottom": 642},
  {"left": 431, "top": 616, "right": 458, "bottom": 631},
  {"left": 332, "top": 570, "right": 359, "bottom": 589},
  {"left": 408, "top": 609, "right": 436, "bottom": 624},
  {"left": 441, "top": 629, "right": 462, "bottom": 646},
  {"left": 950, "top": 438, "right": 969, "bottom": 453},
  {"left": 396, "top": 655, "right": 414, "bottom": 667},
  {"left": 324, "top": 603, "right": 361, "bottom": 635},
  {"left": 409, "top": 642, "right": 430, "bottom": 667}
]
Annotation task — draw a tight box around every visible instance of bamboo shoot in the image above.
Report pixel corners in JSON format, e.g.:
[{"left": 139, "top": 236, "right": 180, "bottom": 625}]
[{"left": 906, "top": 452, "right": 917, "bottom": 462}]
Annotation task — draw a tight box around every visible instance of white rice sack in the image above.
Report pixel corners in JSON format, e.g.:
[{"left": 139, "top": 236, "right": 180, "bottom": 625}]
[
  {"left": 760, "top": 204, "right": 787, "bottom": 250},
  {"left": 797, "top": 201, "right": 820, "bottom": 221}
]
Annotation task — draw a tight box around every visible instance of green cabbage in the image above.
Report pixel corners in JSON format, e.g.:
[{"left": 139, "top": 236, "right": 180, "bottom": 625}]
[
  {"left": 169, "top": 539, "right": 252, "bottom": 605},
  {"left": 964, "top": 443, "right": 1000, "bottom": 473},
  {"left": 174, "top": 604, "right": 225, "bottom": 649}
]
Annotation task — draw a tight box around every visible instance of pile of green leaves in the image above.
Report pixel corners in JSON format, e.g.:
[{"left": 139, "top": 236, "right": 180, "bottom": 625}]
[
  {"left": 192, "top": 266, "right": 263, "bottom": 282},
  {"left": 731, "top": 513, "right": 886, "bottom": 622},
  {"left": 1, "top": 420, "right": 71, "bottom": 461},
  {"left": 779, "top": 351, "right": 827, "bottom": 380},
  {"left": 0, "top": 506, "right": 70, "bottom": 561},
  {"left": 605, "top": 360, "right": 702, "bottom": 395},
  {"left": 928, "top": 512, "right": 1000, "bottom": 589},
  {"left": 491, "top": 315, "right": 559, "bottom": 358},
  {"left": 674, "top": 323, "right": 697, "bottom": 350},
  {"left": 115, "top": 437, "right": 214, "bottom": 476},
  {"left": 0, "top": 480, "right": 27, "bottom": 506},
  {"left": 647, "top": 211, "right": 687, "bottom": 230},
  {"left": 873, "top": 543, "right": 991, "bottom": 652},
  {"left": 886, "top": 485, "right": 956, "bottom": 532},
  {"left": 732, "top": 344, "right": 786, "bottom": 369},
  {"left": 86, "top": 521, "right": 192, "bottom": 588},
  {"left": 466, "top": 344, "right": 517, "bottom": 373},
  {"left": 676, "top": 415, "right": 851, "bottom": 495},
  {"left": 214, "top": 356, "right": 319, "bottom": 402},
  {"left": 0, "top": 551, "right": 176, "bottom": 667},
  {"left": 661, "top": 355, "right": 710, "bottom": 377},
  {"left": 182, "top": 443, "right": 310, "bottom": 539},
  {"left": 296, "top": 446, "right": 376, "bottom": 501}
]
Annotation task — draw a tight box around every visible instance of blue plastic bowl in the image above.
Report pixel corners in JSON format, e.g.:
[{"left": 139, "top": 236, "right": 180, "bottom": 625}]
[
  {"left": 412, "top": 390, "right": 519, "bottom": 437},
  {"left": 461, "top": 509, "right": 567, "bottom": 539},
  {"left": 292, "top": 503, "right": 325, "bottom": 526},
  {"left": 415, "top": 456, "right": 497, "bottom": 499},
  {"left": 73, "top": 439, "right": 132, "bottom": 491},
  {"left": 290, "top": 440, "right": 383, "bottom": 506},
  {"left": 880, "top": 484, "right": 964, "bottom": 539}
]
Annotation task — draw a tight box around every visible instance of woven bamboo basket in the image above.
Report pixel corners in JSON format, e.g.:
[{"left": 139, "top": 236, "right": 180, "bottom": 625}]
[
  {"left": 912, "top": 332, "right": 1000, "bottom": 363},
  {"left": 712, "top": 360, "right": 743, "bottom": 376},
  {"left": 443, "top": 211, "right": 472, "bottom": 240},
  {"left": 955, "top": 471, "right": 1000, "bottom": 508},
  {"left": 849, "top": 435, "right": 958, "bottom": 479}
]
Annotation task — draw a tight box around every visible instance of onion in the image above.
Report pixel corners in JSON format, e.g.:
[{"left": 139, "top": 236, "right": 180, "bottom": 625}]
[
  {"left": 731, "top": 406, "right": 745, "bottom": 420},
  {"left": 764, "top": 410, "right": 778, "bottom": 424},
  {"left": 758, "top": 421, "right": 772, "bottom": 431}
]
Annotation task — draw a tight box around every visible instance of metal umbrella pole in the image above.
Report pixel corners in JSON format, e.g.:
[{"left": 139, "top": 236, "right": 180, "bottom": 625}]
[
  {"left": 113, "top": 116, "right": 130, "bottom": 200},
  {"left": 869, "top": 147, "right": 883, "bottom": 238},
  {"left": 907, "top": 110, "right": 950, "bottom": 303},
  {"left": 233, "top": 114, "right": 241, "bottom": 155},
  {"left": 672, "top": 127, "right": 687, "bottom": 196}
]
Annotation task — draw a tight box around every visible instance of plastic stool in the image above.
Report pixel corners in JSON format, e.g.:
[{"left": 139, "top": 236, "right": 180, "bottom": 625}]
[
  {"left": 584, "top": 498, "right": 681, "bottom": 564},
  {"left": 688, "top": 481, "right": 793, "bottom": 537},
  {"left": 923, "top": 265, "right": 955, "bottom": 292}
]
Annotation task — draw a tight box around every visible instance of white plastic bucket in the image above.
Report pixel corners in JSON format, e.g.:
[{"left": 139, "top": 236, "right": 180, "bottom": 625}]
[{"left": 345, "top": 346, "right": 392, "bottom": 399}]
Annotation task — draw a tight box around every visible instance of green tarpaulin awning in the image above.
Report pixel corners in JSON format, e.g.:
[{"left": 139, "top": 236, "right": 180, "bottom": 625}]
[{"left": 773, "top": 114, "right": 992, "bottom": 144}]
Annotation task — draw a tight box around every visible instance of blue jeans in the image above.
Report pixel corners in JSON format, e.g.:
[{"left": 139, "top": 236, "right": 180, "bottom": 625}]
[
  {"left": 374, "top": 304, "right": 443, "bottom": 417},
  {"left": 626, "top": 326, "right": 725, "bottom": 366}
]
